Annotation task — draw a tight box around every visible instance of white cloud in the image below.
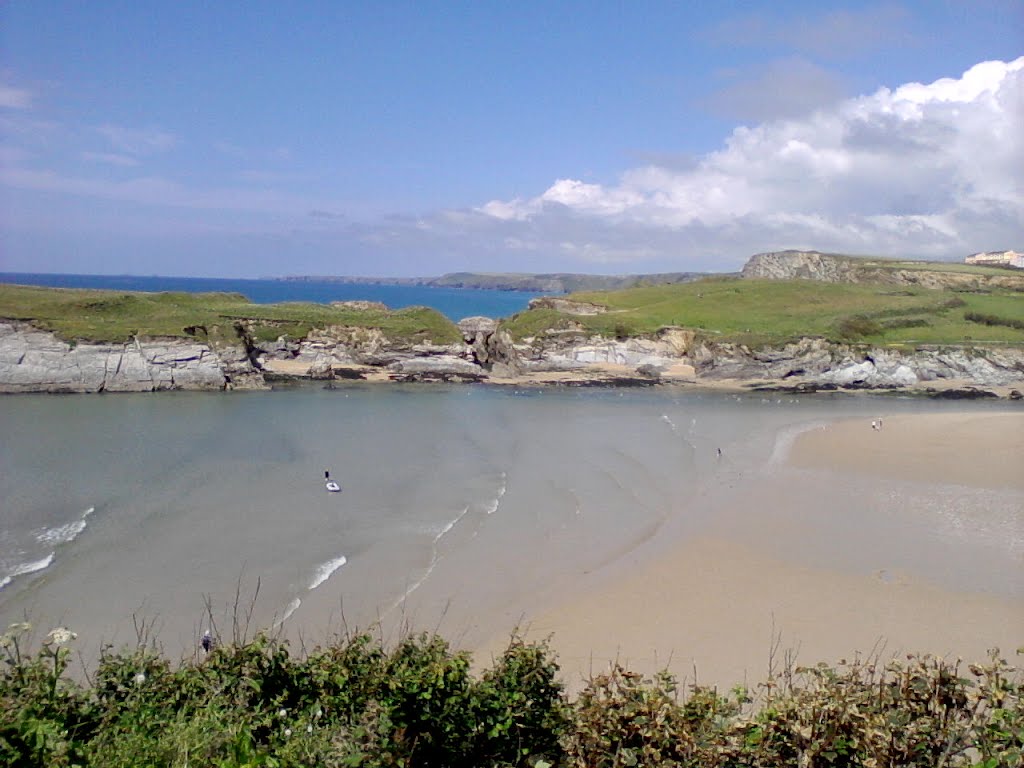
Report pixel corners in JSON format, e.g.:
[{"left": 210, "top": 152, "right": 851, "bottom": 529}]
[
  {"left": 96, "top": 123, "right": 177, "bottom": 156},
  {"left": 706, "top": 57, "right": 848, "bottom": 121},
  {"left": 706, "top": 5, "right": 913, "bottom": 59},
  {"left": 0, "top": 84, "right": 32, "bottom": 109},
  {"left": 82, "top": 151, "right": 139, "bottom": 167},
  {"left": 473, "top": 57, "right": 1024, "bottom": 268}
]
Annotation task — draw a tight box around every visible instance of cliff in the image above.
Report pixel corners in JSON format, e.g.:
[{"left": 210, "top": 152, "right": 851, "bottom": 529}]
[
  {"left": 3, "top": 317, "right": 1022, "bottom": 395},
  {"left": 0, "top": 321, "right": 265, "bottom": 393},
  {"left": 742, "top": 250, "right": 1024, "bottom": 291}
]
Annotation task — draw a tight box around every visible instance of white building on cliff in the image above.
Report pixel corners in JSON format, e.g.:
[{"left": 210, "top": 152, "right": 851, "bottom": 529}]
[{"left": 965, "top": 250, "right": 1024, "bottom": 268}]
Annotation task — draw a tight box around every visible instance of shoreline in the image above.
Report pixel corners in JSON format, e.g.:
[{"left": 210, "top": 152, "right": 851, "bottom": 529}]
[{"left": 467, "top": 409, "right": 1024, "bottom": 690}]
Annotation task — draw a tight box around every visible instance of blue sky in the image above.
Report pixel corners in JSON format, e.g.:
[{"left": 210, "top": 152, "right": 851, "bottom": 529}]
[{"left": 1, "top": 1, "right": 1022, "bottom": 278}]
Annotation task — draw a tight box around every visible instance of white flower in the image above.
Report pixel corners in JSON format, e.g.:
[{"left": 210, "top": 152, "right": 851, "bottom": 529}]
[
  {"left": 314, "top": 708, "right": 322, "bottom": 719},
  {"left": 45, "top": 627, "right": 77, "bottom": 646},
  {"left": 6, "top": 622, "right": 31, "bottom": 634},
  {"left": 306, "top": 725, "right": 313, "bottom": 733},
  {"left": 134, "top": 673, "right": 146, "bottom": 685},
  {"left": 279, "top": 708, "right": 287, "bottom": 717},
  {"left": 284, "top": 728, "right": 292, "bottom": 737}
]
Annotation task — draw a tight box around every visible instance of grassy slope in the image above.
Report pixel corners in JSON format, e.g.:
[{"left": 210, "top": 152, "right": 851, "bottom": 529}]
[
  {"left": 503, "top": 276, "right": 1024, "bottom": 348},
  {"left": 0, "top": 284, "right": 463, "bottom": 345}
]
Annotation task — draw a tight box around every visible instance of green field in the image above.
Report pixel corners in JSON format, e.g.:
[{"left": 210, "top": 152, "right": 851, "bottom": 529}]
[
  {"left": 0, "top": 284, "right": 464, "bottom": 346},
  {"left": 502, "top": 276, "right": 1024, "bottom": 348},
  {"left": 3, "top": 275, "right": 1023, "bottom": 351}
]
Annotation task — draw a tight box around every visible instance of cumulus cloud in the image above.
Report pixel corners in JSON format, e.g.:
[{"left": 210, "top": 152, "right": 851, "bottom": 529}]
[{"left": 471, "top": 57, "right": 1024, "bottom": 269}]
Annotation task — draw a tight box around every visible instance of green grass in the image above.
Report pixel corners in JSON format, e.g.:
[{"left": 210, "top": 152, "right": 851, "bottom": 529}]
[
  {"left": 501, "top": 276, "right": 1024, "bottom": 348},
  {"left": 0, "top": 283, "right": 464, "bottom": 345}
]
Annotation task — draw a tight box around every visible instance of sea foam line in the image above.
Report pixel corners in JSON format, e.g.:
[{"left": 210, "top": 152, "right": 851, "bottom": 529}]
[
  {"left": 0, "top": 553, "right": 55, "bottom": 591},
  {"left": 486, "top": 472, "right": 507, "bottom": 515},
  {"left": 274, "top": 598, "right": 302, "bottom": 628},
  {"left": 309, "top": 556, "right": 348, "bottom": 591},
  {"left": 34, "top": 506, "right": 95, "bottom": 547},
  {"left": 765, "top": 420, "right": 831, "bottom": 470}
]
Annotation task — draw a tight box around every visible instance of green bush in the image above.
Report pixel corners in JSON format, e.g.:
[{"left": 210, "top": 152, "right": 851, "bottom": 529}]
[
  {"left": 836, "top": 314, "right": 882, "bottom": 340},
  {"left": 0, "top": 620, "right": 1021, "bottom": 767},
  {"left": 965, "top": 311, "right": 1024, "bottom": 331}
]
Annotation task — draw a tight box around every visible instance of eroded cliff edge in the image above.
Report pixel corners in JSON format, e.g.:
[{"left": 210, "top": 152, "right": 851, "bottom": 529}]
[{"left": 5, "top": 317, "right": 1021, "bottom": 396}]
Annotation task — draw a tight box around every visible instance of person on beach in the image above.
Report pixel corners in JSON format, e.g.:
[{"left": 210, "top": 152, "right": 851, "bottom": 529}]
[{"left": 200, "top": 630, "right": 213, "bottom": 653}]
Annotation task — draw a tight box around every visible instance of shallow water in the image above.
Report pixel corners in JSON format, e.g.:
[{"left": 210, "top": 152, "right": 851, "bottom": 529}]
[{"left": 0, "top": 385, "right": 1018, "bottom": 658}]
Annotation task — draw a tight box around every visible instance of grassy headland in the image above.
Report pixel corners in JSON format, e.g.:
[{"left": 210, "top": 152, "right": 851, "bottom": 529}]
[
  {"left": 502, "top": 276, "right": 1024, "bottom": 348},
  {"left": 0, "top": 284, "right": 463, "bottom": 346}
]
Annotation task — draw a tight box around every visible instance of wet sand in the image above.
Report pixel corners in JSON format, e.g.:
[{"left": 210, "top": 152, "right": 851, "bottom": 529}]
[{"left": 472, "top": 411, "right": 1024, "bottom": 691}]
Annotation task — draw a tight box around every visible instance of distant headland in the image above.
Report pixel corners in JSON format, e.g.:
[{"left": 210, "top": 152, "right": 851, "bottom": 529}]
[{"left": 276, "top": 271, "right": 715, "bottom": 293}]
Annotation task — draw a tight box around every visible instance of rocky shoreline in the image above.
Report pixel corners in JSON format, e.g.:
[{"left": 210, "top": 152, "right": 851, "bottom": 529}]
[{"left": 2, "top": 317, "right": 1022, "bottom": 399}]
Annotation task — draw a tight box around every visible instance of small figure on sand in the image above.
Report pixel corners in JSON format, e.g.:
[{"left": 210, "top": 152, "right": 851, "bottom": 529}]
[
  {"left": 200, "top": 629, "right": 213, "bottom": 653},
  {"left": 716, "top": 447, "right": 722, "bottom": 458},
  {"left": 871, "top": 420, "right": 878, "bottom": 431}
]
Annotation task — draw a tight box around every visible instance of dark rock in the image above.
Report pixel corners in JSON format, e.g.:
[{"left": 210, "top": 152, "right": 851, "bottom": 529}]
[
  {"left": 1008, "top": 389, "right": 1022, "bottom": 400},
  {"left": 927, "top": 387, "right": 999, "bottom": 399},
  {"left": 636, "top": 363, "right": 663, "bottom": 379}
]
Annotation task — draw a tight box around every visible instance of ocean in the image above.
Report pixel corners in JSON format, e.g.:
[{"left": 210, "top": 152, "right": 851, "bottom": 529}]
[
  {"left": 1, "top": 385, "right": 1019, "bottom": 662},
  {"left": 0, "top": 273, "right": 542, "bottom": 321}
]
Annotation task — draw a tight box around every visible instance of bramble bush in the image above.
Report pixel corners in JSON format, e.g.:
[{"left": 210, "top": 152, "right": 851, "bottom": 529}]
[{"left": 0, "top": 620, "right": 1020, "bottom": 767}]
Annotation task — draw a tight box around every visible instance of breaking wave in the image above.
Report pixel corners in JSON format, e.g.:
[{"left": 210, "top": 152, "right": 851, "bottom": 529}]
[
  {"left": 34, "top": 507, "right": 94, "bottom": 547},
  {"left": 309, "top": 556, "right": 348, "bottom": 591},
  {"left": 0, "top": 553, "right": 55, "bottom": 591}
]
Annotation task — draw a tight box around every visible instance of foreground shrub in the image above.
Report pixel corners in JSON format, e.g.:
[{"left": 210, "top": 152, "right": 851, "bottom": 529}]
[{"left": 0, "top": 619, "right": 1020, "bottom": 767}]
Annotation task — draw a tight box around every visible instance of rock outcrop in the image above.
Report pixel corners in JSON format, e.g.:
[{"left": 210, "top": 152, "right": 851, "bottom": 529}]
[
  {"left": 0, "top": 321, "right": 266, "bottom": 393},
  {"left": 690, "top": 337, "right": 1024, "bottom": 389},
  {"left": 3, "top": 315, "right": 1022, "bottom": 395},
  {"left": 742, "top": 250, "right": 1024, "bottom": 291}
]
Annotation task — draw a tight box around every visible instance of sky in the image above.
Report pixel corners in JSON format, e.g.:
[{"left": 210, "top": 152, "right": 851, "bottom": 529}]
[{"left": 1, "top": 1, "right": 1022, "bottom": 278}]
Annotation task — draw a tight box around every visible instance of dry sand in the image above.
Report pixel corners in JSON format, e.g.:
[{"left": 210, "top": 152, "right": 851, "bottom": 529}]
[
  {"left": 474, "top": 410, "right": 1024, "bottom": 691},
  {"left": 789, "top": 411, "right": 1024, "bottom": 490}
]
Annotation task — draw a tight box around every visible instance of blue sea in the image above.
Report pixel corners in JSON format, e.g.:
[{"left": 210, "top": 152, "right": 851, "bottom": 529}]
[{"left": 0, "top": 272, "right": 543, "bottom": 321}]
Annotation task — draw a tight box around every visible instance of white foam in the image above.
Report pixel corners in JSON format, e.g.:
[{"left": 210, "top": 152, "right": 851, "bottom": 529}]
[
  {"left": 275, "top": 598, "right": 302, "bottom": 627},
  {"left": 486, "top": 473, "right": 507, "bottom": 514},
  {"left": 308, "top": 556, "right": 348, "bottom": 591},
  {"left": 765, "top": 420, "right": 831, "bottom": 469},
  {"left": 0, "top": 552, "right": 55, "bottom": 591},
  {"left": 36, "top": 520, "right": 87, "bottom": 546},
  {"left": 435, "top": 506, "right": 470, "bottom": 542},
  {"left": 34, "top": 506, "right": 95, "bottom": 547}
]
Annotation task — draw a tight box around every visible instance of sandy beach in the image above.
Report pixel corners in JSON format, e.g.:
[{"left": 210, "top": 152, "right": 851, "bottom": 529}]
[{"left": 473, "top": 410, "right": 1024, "bottom": 691}]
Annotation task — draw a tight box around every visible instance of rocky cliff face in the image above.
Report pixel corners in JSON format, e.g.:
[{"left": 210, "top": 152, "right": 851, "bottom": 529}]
[
  {"left": 3, "top": 317, "right": 1022, "bottom": 394},
  {"left": 742, "top": 251, "right": 1024, "bottom": 291},
  {"left": 0, "top": 321, "right": 266, "bottom": 393},
  {"left": 690, "top": 336, "right": 1024, "bottom": 388}
]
